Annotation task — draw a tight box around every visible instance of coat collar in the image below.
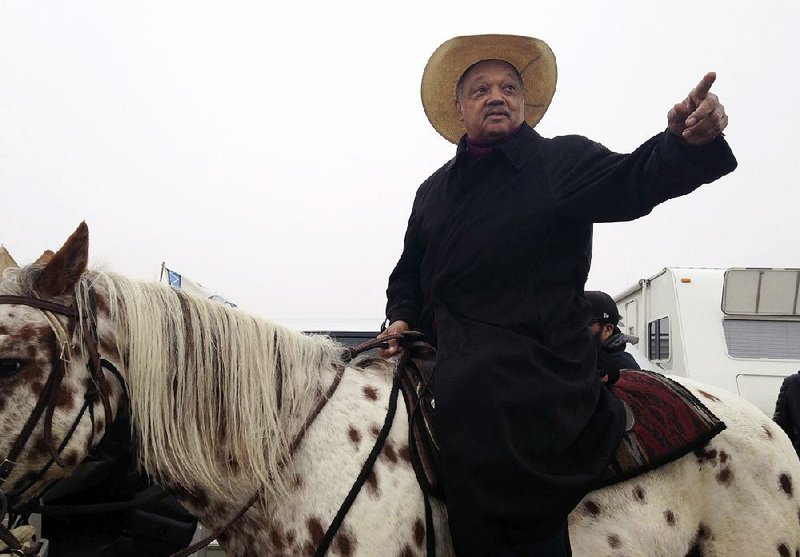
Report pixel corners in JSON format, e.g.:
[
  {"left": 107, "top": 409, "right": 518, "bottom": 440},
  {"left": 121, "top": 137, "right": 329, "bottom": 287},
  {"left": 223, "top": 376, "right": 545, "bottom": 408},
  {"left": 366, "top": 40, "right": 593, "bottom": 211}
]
[{"left": 452, "top": 122, "right": 542, "bottom": 170}]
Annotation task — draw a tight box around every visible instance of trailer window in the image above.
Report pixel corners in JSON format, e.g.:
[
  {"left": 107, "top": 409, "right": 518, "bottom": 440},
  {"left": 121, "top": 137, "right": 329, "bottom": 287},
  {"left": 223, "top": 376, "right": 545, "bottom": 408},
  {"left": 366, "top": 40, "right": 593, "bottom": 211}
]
[
  {"left": 648, "top": 317, "right": 670, "bottom": 361},
  {"left": 723, "top": 319, "right": 800, "bottom": 359},
  {"left": 723, "top": 269, "right": 800, "bottom": 316}
]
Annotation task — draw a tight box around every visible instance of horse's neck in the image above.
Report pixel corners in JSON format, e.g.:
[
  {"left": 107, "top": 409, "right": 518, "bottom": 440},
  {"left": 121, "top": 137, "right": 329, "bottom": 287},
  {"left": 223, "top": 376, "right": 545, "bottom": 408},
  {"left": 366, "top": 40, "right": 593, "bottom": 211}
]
[{"left": 85, "top": 275, "right": 343, "bottom": 507}]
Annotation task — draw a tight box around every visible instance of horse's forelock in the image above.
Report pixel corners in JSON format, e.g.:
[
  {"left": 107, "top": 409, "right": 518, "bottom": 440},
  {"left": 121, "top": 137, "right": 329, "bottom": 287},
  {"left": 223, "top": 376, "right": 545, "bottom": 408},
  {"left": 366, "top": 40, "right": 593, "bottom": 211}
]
[{"left": 0, "top": 264, "right": 45, "bottom": 297}]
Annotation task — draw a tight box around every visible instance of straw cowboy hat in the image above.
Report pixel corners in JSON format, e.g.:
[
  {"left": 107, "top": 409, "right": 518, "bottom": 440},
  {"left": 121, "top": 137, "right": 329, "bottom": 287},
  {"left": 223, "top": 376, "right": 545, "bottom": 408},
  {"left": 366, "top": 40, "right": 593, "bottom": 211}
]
[{"left": 421, "top": 34, "right": 557, "bottom": 143}]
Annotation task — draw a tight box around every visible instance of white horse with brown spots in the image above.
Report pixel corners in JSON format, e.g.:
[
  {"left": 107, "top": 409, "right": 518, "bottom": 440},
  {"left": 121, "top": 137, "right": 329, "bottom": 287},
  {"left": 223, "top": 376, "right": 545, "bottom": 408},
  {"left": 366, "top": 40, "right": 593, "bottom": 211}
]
[{"left": 0, "top": 223, "right": 799, "bottom": 557}]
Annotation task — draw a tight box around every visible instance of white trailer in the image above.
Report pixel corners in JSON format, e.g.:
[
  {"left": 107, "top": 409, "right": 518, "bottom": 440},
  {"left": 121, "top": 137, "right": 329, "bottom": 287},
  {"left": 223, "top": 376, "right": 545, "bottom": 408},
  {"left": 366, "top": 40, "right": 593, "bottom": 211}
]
[{"left": 615, "top": 267, "right": 800, "bottom": 416}]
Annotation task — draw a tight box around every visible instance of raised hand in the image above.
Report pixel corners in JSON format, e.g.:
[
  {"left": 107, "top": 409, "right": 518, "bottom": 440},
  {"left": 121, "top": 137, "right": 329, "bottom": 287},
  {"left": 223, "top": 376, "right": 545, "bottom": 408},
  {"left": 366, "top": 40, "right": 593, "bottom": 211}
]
[{"left": 667, "top": 72, "right": 728, "bottom": 146}]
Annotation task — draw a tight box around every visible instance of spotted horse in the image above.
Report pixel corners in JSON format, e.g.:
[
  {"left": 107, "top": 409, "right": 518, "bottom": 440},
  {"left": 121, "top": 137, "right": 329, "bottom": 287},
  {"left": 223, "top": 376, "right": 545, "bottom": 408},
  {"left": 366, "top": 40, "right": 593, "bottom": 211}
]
[{"left": 0, "top": 223, "right": 799, "bottom": 557}]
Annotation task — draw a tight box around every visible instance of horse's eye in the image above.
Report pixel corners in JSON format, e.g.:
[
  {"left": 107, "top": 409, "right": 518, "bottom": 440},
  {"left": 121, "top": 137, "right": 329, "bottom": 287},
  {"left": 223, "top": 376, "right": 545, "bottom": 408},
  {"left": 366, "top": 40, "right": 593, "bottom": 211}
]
[{"left": 0, "top": 360, "right": 22, "bottom": 378}]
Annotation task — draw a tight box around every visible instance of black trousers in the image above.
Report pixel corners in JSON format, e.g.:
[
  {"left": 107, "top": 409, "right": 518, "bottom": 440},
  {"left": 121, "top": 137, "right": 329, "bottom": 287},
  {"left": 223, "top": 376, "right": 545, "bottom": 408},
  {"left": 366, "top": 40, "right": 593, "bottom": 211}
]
[{"left": 491, "top": 522, "right": 571, "bottom": 557}]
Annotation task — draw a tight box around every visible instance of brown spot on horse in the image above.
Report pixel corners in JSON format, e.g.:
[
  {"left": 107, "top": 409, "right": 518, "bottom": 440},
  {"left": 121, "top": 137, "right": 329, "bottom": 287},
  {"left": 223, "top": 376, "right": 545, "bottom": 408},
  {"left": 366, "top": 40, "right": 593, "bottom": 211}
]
[
  {"left": 63, "top": 451, "right": 79, "bottom": 467},
  {"left": 717, "top": 467, "right": 733, "bottom": 485},
  {"left": 307, "top": 516, "right": 324, "bottom": 546},
  {"left": 685, "top": 523, "right": 712, "bottom": 557},
  {"left": 383, "top": 443, "right": 398, "bottom": 463},
  {"left": 780, "top": 473, "right": 793, "bottom": 496},
  {"left": 608, "top": 534, "right": 621, "bottom": 548},
  {"left": 665, "top": 509, "right": 676, "bottom": 525},
  {"left": 366, "top": 468, "right": 380, "bottom": 496},
  {"left": 55, "top": 385, "right": 76, "bottom": 410},
  {"left": 778, "top": 543, "right": 790, "bottom": 557},
  {"left": 633, "top": 485, "right": 646, "bottom": 502},
  {"left": 694, "top": 447, "right": 717, "bottom": 465},
  {"left": 99, "top": 336, "right": 121, "bottom": 363},
  {"left": 763, "top": 424, "right": 774, "bottom": 439},
  {"left": 348, "top": 426, "right": 361, "bottom": 448},
  {"left": 363, "top": 385, "right": 379, "bottom": 401},
  {"left": 397, "top": 544, "right": 415, "bottom": 557},
  {"left": 335, "top": 530, "right": 355, "bottom": 556},
  {"left": 28, "top": 434, "right": 50, "bottom": 458},
  {"left": 17, "top": 324, "right": 45, "bottom": 344},
  {"left": 268, "top": 524, "right": 286, "bottom": 553},
  {"left": 697, "top": 523, "right": 711, "bottom": 540},
  {"left": 584, "top": 500, "right": 601, "bottom": 516},
  {"left": 398, "top": 444, "right": 411, "bottom": 463},
  {"left": 30, "top": 381, "right": 44, "bottom": 396}
]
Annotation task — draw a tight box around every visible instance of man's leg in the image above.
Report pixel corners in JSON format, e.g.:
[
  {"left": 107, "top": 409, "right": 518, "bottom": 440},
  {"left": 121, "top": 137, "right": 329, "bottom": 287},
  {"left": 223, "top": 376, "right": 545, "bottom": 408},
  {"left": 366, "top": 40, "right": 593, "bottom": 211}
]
[{"left": 492, "top": 522, "right": 571, "bottom": 557}]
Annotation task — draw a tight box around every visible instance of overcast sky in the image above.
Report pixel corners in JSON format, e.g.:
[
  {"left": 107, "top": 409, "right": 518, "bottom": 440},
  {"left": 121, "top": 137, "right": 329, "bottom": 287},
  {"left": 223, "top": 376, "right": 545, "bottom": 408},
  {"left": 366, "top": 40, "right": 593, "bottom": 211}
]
[{"left": 2, "top": 0, "right": 798, "bottom": 330}]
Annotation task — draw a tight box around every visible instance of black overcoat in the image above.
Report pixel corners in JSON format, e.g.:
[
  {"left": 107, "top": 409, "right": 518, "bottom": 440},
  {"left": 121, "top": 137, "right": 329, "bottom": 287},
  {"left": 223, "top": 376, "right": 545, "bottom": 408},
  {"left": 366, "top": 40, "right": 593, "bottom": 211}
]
[{"left": 386, "top": 123, "right": 736, "bottom": 555}]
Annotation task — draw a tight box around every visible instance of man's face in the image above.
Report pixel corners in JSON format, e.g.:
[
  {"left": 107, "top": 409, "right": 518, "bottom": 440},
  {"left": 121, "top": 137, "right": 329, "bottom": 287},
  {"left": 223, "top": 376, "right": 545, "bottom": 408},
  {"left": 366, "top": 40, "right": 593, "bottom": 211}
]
[
  {"left": 456, "top": 60, "right": 525, "bottom": 143},
  {"left": 589, "top": 321, "right": 615, "bottom": 344}
]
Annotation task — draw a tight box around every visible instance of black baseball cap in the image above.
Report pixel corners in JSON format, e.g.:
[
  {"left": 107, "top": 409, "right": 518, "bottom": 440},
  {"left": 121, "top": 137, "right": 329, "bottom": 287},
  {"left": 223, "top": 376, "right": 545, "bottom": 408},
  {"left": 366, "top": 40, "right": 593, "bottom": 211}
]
[{"left": 585, "top": 291, "right": 621, "bottom": 325}]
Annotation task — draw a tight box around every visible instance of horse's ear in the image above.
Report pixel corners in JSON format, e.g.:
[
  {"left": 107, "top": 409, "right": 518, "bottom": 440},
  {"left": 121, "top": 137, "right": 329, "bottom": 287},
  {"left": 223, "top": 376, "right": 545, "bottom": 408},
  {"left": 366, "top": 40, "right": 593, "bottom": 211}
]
[
  {"left": 32, "top": 222, "right": 89, "bottom": 298},
  {"left": 34, "top": 250, "right": 55, "bottom": 265}
]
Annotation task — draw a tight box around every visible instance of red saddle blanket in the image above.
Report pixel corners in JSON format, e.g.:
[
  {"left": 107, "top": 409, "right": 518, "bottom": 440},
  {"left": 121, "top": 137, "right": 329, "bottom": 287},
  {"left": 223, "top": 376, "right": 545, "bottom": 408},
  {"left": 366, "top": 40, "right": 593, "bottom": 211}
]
[{"left": 596, "top": 369, "right": 727, "bottom": 488}]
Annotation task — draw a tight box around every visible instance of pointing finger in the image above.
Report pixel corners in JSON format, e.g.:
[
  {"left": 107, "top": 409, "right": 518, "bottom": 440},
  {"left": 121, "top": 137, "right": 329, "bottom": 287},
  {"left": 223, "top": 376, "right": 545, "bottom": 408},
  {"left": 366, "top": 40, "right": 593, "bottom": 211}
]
[{"left": 690, "top": 72, "right": 717, "bottom": 103}]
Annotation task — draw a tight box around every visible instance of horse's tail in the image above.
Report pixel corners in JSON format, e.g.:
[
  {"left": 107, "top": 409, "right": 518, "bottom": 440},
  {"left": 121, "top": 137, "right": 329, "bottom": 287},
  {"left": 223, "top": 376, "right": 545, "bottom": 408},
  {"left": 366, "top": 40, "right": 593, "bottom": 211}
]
[{"left": 773, "top": 372, "right": 800, "bottom": 453}]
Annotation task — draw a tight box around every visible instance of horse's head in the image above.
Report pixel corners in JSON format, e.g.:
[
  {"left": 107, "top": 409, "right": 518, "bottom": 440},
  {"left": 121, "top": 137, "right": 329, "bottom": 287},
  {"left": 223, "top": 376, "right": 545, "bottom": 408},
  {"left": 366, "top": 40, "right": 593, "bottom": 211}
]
[{"left": 0, "top": 223, "right": 124, "bottom": 507}]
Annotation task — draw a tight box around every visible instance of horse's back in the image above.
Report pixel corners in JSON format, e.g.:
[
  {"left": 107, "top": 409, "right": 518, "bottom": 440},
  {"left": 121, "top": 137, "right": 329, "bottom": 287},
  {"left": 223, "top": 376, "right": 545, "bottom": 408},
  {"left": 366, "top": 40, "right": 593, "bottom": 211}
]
[{"left": 570, "top": 377, "right": 800, "bottom": 556}]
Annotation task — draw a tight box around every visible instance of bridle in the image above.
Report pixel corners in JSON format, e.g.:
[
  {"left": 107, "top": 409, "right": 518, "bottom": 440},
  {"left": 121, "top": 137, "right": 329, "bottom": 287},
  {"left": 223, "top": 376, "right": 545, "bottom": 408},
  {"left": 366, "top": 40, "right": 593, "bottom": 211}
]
[{"left": 0, "top": 291, "right": 124, "bottom": 555}]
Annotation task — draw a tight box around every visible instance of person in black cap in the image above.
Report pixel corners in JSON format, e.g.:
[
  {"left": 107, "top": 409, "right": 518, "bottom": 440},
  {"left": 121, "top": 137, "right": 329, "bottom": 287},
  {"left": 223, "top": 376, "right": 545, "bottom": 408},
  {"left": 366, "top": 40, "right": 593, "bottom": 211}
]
[{"left": 585, "top": 291, "right": 641, "bottom": 383}]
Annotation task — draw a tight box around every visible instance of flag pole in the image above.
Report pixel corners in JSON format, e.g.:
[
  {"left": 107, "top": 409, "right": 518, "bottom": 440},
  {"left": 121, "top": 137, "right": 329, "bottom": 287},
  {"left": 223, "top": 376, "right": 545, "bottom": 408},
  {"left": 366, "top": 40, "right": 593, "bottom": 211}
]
[{"left": 159, "top": 262, "right": 165, "bottom": 283}]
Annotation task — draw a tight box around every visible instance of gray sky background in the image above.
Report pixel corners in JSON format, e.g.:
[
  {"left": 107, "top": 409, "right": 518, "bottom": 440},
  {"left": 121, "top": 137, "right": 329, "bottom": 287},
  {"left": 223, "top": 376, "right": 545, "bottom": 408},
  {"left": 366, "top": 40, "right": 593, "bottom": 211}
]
[{"left": 2, "top": 0, "right": 798, "bottom": 330}]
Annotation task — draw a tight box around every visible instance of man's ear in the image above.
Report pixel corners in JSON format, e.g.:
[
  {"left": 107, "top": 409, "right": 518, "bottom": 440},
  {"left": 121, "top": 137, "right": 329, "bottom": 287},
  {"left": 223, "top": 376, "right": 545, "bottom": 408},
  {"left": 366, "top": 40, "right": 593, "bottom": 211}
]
[
  {"left": 32, "top": 222, "right": 89, "bottom": 298},
  {"left": 455, "top": 99, "right": 464, "bottom": 123}
]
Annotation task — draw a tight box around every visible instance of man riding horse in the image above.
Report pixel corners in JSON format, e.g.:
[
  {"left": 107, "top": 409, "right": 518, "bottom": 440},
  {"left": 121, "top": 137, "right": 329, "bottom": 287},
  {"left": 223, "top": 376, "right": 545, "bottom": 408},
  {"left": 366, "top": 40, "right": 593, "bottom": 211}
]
[{"left": 380, "top": 34, "right": 736, "bottom": 556}]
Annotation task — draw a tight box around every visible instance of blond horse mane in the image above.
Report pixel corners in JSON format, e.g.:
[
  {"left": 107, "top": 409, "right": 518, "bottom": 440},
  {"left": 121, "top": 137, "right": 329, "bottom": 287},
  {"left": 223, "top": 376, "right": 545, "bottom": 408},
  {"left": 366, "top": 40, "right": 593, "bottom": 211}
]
[{"left": 74, "top": 271, "right": 344, "bottom": 500}]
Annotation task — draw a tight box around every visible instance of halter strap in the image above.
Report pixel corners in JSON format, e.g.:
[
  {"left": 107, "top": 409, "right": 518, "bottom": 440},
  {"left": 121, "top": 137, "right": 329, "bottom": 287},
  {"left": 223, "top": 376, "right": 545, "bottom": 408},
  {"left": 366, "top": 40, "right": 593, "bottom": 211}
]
[{"left": 0, "top": 296, "right": 76, "bottom": 318}]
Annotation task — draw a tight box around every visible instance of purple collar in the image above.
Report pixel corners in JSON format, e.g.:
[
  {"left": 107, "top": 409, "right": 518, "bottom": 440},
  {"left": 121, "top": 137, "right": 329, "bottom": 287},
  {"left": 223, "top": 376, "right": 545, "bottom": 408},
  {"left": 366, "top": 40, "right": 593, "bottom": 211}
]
[{"left": 465, "top": 125, "right": 524, "bottom": 158}]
